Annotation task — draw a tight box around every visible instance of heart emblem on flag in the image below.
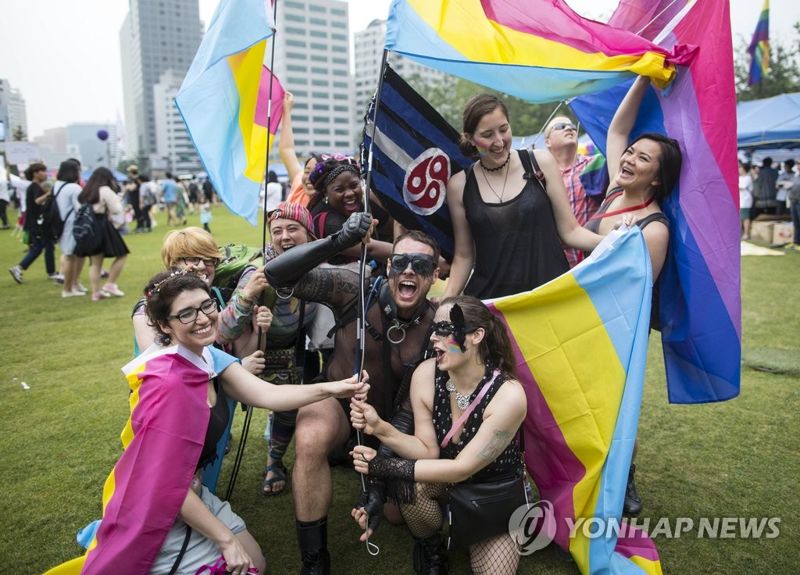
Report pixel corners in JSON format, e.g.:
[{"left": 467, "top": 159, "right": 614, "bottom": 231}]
[{"left": 403, "top": 148, "right": 450, "bottom": 216}]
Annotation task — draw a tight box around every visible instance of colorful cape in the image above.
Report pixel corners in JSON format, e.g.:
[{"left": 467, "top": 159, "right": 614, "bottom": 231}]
[
  {"left": 176, "top": 0, "right": 284, "bottom": 224},
  {"left": 46, "top": 346, "right": 217, "bottom": 575},
  {"left": 488, "top": 227, "right": 660, "bottom": 574},
  {"left": 570, "top": 0, "right": 740, "bottom": 403}
]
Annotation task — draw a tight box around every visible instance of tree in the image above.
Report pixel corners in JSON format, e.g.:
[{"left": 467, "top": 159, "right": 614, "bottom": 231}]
[
  {"left": 407, "top": 73, "right": 571, "bottom": 139},
  {"left": 734, "top": 22, "right": 800, "bottom": 101},
  {"left": 12, "top": 125, "right": 26, "bottom": 141}
]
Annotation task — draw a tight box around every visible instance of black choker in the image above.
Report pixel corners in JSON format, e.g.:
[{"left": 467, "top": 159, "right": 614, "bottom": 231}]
[{"left": 479, "top": 152, "right": 511, "bottom": 173}]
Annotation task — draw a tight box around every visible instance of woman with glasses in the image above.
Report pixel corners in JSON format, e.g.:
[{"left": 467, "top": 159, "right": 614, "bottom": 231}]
[
  {"left": 443, "top": 95, "right": 603, "bottom": 299},
  {"left": 48, "top": 270, "right": 368, "bottom": 575},
  {"left": 132, "top": 227, "right": 270, "bottom": 368},
  {"left": 350, "top": 295, "right": 526, "bottom": 574}
]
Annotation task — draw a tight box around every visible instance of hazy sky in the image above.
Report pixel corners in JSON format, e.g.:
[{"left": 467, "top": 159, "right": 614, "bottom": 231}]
[{"left": 1, "top": 0, "right": 797, "bottom": 139}]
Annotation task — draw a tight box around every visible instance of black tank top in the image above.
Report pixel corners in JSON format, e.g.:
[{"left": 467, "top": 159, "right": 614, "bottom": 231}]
[
  {"left": 197, "top": 378, "right": 230, "bottom": 470},
  {"left": 433, "top": 368, "right": 521, "bottom": 483},
  {"left": 463, "top": 149, "right": 569, "bottom": 298}
]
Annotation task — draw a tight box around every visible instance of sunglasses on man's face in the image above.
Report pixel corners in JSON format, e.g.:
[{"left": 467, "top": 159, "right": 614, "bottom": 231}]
[
  {"left": 551, "top": 122, "right": 576, "bottom": 133},
  {"left": 389, "top": 253, "right": 436, "bottom": 276}
]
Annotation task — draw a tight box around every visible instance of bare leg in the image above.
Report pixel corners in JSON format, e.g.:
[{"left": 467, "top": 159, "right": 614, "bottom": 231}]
[
  {"left": 107, "top": 255, "right": 127, "bottom": 284},
  {"left": 62, "top": 255, "right": 76, "bottom": 292},
  {"left": 292, "top": 397, "right": 350, "bottom": 521},
  {"left": 89, "top": 254, "right": 104, "bottom": 296}
]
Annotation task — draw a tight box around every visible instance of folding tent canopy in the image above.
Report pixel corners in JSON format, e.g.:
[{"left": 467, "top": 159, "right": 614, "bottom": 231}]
[{"left": 737, "top": 92, "right": 800, "bottom": 149}]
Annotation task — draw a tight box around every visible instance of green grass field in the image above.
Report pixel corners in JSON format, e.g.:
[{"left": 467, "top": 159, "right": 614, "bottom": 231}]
[{"left": 1, "top": 205, "right": 798, "bottom": 574}]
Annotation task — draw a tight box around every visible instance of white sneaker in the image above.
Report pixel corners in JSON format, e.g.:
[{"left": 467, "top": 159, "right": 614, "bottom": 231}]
[
  {"left": 102, "top": 283, "right": 125, "bottom": 297},
  {"left": 9, "top": 266, "right": 23, "bottom": 284},
  {"left": 62, "top": 290, "right": 85, "bottom": 298},
  {"left": 74, "top": 283, "right": 88, "bottom": 294}
]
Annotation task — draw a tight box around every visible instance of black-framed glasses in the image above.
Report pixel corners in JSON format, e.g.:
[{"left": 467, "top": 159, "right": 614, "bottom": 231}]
[
  {"left": 390, "top": 253, "right": 436, "bottom": 276},
  {"left": 168, "top": 298, "right": 219, "bottom": 324},
  {"left": 181, "top": 256, "right": 219, "bottom": 268},
  {"left": 551, "top": 122, "right": 576, "bottom": 132},
  {"left": 431, "top": 321, "right": 477, "bottom": 338}
]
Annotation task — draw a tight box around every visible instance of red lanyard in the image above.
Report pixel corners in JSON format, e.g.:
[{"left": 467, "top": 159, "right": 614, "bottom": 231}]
[{"left": 590, "top": 195, "right": 655, "bottom": 220}]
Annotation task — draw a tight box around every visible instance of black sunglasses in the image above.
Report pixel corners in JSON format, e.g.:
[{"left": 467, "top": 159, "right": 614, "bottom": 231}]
[
  {"left": 431, "top": 321, "right": 477, "bottom": 338},
  {"left": 390, "top": 253, "right": 436, "bottom": 276},
  {"left": 168, "top": 298, "right": 219, "bottom": 324}
]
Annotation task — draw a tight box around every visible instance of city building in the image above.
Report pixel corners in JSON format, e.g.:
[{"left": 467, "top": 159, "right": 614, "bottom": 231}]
[
  {"left": 153, "top": 69, "right": 203, "bottom": 174},
  {"left": 0, "top": 79, "right": 28, "bottom": 141},
  {"left": 272, "top": 0, "right": 354, "bottom": 160},
  {"left": 353, "top": 19, "right": 445, "bottom": 135},
  {"left": 119, "top": 0, "right": 202, "bottom": 165}
]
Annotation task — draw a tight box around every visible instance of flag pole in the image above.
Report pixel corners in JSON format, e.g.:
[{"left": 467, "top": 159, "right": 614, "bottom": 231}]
[
  {"left": 226, "top": 0, "right": 280, "bottom": 503},
  {"left": 353, "top": 48, "right": 390, "bottom": 557}
]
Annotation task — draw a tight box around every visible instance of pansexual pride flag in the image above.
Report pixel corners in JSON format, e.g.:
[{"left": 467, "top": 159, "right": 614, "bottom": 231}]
[
  {"left": 385, "top": 0, "right": 694, "bottom": 103},
  {"left": 747, "top": 0, "right": 770, "bottom": 86},
  {"left": 176, "top": 0, "right": 284, "bottom": 224},
  {"left": 571, "top": 0, "right": 740, "bottom": 403},
  {"left": 45, "top": 346, "right": 225, "bottom": 575},
  {"left": 488, "top": 228, "right": 660, "bottom": 574}
]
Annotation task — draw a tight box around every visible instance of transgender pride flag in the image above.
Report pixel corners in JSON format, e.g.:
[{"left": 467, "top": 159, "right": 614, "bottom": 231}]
[{"left": 176, "top": 0, "right": 284, "bottom": 224}]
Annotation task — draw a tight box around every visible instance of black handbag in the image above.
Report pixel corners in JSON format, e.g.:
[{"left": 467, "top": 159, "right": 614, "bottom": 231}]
[{"left": 447, "top": 472, "right": 528, "bottom": 549}]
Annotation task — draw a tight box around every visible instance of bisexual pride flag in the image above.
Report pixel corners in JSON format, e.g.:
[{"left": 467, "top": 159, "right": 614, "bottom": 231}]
[
  {"left": 488, "top": 228, "right": 660, "bottom": 574},
  {"left": 176, "top": 0, "right": 285, "bottom": 224}
]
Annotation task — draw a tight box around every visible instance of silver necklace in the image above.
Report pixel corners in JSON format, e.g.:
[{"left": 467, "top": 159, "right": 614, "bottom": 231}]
[
  {"left": 446, "top": 379, "right": 473, "bottom": 410},
  {"left": 481, "top": 156, "right": 511, "bottom": 203}
]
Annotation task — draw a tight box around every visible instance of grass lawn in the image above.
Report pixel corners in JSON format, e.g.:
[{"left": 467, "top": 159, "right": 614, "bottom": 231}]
[{"left": 1, "top": 205, "right": 798, "bottom": 574}]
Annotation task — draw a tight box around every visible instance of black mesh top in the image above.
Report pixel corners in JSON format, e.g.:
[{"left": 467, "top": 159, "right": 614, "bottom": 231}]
[
  {"left": 463, "top": 149, "right": 569, "bottom": 299},
  {"left": 433, "top": 368, "right": 521, "bottom": 484}
]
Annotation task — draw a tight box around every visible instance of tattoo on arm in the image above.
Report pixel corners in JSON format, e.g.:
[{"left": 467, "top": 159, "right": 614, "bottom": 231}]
[
  {"left": 293, "top": 267, "right": 362, "bottom": 308},
  {"left": 478, "top": 430, "right": 513, "bottom": 463}
]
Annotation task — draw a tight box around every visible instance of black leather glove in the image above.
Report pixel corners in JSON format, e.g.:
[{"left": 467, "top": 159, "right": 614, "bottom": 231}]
[
  {"left": 354, "top": 478, "right": 386, "bottom": 534},
  {"left": 265, "top": 212, "right": 373, "bottom": 288}
]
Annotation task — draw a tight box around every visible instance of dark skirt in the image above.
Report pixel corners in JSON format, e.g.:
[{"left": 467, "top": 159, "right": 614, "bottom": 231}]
[{"left": 98, "top": 214, "right": 130, "bottom": 258}]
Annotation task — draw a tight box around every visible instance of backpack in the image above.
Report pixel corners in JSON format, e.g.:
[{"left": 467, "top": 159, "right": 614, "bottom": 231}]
[
  {"left": 73, "top": 204, "right": 105, "bottom": 256},
  {"left": 212, "top": 244, "right": 278, "bottom": 309},
  {"left": 38, "top": 182, "right": 71, "bottom": 241}
]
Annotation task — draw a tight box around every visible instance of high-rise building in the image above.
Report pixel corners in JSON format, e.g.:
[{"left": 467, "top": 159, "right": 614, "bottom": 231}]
[
  {"left": 353, "top": 19, "right": 445, "bottom": 135},
  {"left": 272, "top": 0, "right": 354, "bottom": 160},
  {"left": 153, "top": 70, "right": 202, "bottom": 174},
  {"left": 119, "top": 0, "right": 202, "bottom": 164},
  {"left": 0, "top": 79, "right": 28, "bottom": 141}
]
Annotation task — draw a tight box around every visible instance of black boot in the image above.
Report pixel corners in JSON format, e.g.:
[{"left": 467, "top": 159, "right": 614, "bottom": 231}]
[
  {"left": 623, "top": 464, "right": 643, "bottom": 516},
  {"left": 412, "top": 534, "right": 448, "bottom": 575},
  {"left": 296, "top": 517, "right": 331, "bottom": 575}
]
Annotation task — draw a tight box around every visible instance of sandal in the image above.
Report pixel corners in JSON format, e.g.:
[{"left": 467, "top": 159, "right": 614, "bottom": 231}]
[{"left": 262, "top": 462, "right": 289, "bottom": 496}]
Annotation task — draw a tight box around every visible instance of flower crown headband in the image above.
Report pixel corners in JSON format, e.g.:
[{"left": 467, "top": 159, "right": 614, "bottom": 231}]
[{"left": 145, "top": 269, "right": 189, "bottom": 299}]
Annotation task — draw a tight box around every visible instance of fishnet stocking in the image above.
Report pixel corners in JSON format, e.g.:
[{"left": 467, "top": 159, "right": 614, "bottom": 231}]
[
  {"left": 399, "top": 482, "right": 446, "bottom": 538},
  {"left": 469, "top": 533, "right": 520, "bottom": 575}
]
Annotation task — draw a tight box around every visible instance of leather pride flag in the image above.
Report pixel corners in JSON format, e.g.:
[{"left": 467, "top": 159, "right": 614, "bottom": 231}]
[{"left": 361, "top": 65, "right": 472, "bottom": 261}]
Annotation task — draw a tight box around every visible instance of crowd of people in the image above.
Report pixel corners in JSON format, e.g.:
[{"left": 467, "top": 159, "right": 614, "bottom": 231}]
[
  {"left": 738, "top": 156, "right": 800, "bottom": 247},
  {"left": 31, "top": 76, "right": 691, "bottom": 575}
]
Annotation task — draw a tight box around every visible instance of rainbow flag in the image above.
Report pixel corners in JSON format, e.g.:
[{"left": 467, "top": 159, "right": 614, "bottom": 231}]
[
  {"left": 571, "top": 0, "right": 740, "bottom": 403},
  {"left": 488, "top": 228, "right": 660, "bottom": 574},
  {"left": 579, "top": 154, "right": 609, "bottom": 199},
  {"left": 45, "top": 346, "right": 220, "bottom": 575},
  {"left": 384, "top": 0, "right": 695, "bottom": 103},
  {"left": 747, "top": 0, "right": 770, "bottom": 85},
  {"left": 176, "top": 0, "right": 285, "bottom": 224}
]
